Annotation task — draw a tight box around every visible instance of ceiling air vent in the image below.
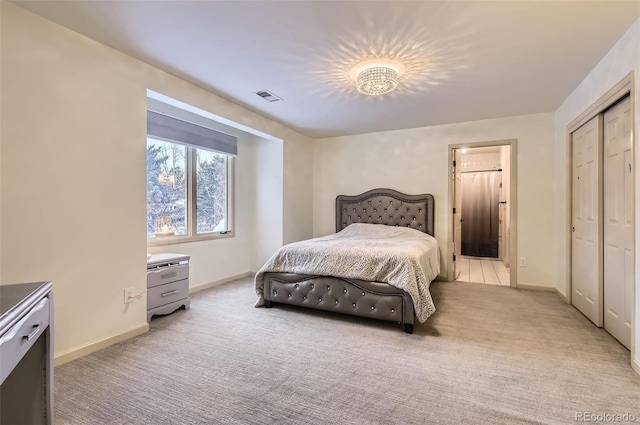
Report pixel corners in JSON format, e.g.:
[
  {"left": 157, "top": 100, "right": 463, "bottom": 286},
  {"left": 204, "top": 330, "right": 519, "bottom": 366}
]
[{"left": 254, "top": 90, "right": 282, "bottom": 103}]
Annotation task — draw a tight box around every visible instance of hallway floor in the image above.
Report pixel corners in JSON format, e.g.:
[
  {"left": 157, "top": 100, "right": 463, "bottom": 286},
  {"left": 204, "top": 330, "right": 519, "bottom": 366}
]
[{"left": 456, "top": 258, "right": 510, "bottom": 285}]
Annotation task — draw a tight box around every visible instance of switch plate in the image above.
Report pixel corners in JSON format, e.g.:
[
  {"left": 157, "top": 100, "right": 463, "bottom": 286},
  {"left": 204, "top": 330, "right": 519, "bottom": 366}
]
[{"left": 519, "top": 257, "right": 527, "bottom": 267}]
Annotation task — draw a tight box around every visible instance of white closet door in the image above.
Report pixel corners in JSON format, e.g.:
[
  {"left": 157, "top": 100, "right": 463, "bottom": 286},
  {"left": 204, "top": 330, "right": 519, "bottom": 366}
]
[
  {"left": 603, "top": 96, "right": 633, "bottom": 349},
  {"left": 572, "top": 115, "right": 603, "bottom": 326}
]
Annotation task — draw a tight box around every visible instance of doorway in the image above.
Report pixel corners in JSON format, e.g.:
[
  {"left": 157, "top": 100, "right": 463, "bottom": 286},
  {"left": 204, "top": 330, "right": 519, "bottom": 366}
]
[
  {"left": 460, "top": 151, "right": 502, "bottom": 259},
  {"left": 448, "top": 140, "right": 517, "bottom": 287}
]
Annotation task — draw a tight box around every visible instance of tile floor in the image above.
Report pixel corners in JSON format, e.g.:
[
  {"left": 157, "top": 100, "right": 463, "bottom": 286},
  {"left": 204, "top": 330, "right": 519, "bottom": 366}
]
[{"left": 455, "top": 257, "right": 510, "bottom": 286}]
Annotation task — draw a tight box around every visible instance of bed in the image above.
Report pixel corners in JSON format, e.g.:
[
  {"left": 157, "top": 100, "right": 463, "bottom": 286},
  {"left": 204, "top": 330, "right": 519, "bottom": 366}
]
[{"left": 254, "top": 188, "right": 439, "bottom": 333}]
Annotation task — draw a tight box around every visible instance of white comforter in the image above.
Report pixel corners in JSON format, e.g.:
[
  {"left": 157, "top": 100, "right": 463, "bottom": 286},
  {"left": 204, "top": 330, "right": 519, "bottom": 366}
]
[{"left": 254, "top": 223, "right": 440, "bottom": 322}]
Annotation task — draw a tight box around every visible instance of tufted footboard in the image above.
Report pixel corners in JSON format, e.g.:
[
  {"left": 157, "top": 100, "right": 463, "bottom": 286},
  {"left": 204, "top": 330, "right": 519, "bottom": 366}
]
[{"left": 263, "top": 272, "right": 415, "bottom": 333}]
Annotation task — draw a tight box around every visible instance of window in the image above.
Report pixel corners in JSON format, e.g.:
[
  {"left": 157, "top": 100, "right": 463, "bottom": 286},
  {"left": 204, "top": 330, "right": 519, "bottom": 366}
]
[
  {"left": 196, "top": 149, "right": 228, "bottom": 233},
  {"left": 146, "top": 109, "right": 236, "bottom": 243},
  {"left": 147, "top": 138, "right": 187, "bottom": 237}
]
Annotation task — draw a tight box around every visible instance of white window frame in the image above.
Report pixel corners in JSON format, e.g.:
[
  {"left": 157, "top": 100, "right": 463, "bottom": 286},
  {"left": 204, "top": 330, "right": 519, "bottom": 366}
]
[{"left": 147, "top": 142, "right": 235, "bottom": 247}]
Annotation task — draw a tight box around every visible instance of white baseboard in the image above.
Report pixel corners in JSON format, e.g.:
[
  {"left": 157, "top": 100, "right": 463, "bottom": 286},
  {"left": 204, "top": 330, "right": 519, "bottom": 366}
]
[
  {"left": 189, "top": 272, "right": 253, "bottom": 294},
  {"left": 53, "top": 272, "right": 254, "bottom": 366},
  {"left": 516, "top": 283, "right": 556, "bottom": 292},
  {"left": 54, "top": 322, "right": 149, "bottom": 367},
  {"left": 632, "top": 357, "right": 640, "bottom": 376},
  {"left": 555, "top": 287, "right": 570, "bottom": 303}
]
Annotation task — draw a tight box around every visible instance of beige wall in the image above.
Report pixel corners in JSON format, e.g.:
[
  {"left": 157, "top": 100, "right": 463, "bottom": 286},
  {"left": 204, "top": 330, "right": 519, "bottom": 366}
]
[
  {"left": 314, "top": 112, "right": 556, "bottom": 288},
  {"left": 0, "top": 3, "right": 313, "bottom": 359},
  {"left": 283, "top": 130, "right": 314, "bottom": 245},
  {"left": 251, "top": 135, "right": 284, "bottom": 272},
  {"left": 146, "top": 136, "right": 255, "bottom": 287},
  {"left": 4, "top": 0, "right": 638, "bottom": 374},
  {"left": 553, "top": 18, "right": 640, "bottom": 373}
]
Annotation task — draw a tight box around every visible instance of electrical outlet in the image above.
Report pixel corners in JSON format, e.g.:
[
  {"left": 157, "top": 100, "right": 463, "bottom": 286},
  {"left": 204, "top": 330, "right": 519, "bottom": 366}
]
[
  {"left": 124, "top": 287, "right": 134, "bottom": 304},
  {"left": 519, "top": 257, "right": 527, "bottom": 267}
]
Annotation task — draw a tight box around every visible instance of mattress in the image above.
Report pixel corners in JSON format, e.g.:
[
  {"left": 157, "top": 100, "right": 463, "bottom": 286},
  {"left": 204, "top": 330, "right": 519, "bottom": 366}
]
[{"left": 255, "top": 223, "right": 440, "bottom": 322}]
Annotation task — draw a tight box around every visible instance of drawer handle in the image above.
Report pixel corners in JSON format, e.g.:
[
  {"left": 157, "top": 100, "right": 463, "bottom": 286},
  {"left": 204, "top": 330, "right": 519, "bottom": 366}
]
[
  {"left": 161, "top": 290, "right": 179, "bottom": 298},
  {"left": 161, "top": 272, "right": 178, "bottom": 279},
  {"left": 23, "top": 323, "right": 42, "bottom": 342}
]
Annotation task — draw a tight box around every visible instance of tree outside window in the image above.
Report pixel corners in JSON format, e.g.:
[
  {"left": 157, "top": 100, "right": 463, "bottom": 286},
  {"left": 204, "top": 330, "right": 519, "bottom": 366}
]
[{"left": 147, "top": 137, "right": 228, "bottom": 239}]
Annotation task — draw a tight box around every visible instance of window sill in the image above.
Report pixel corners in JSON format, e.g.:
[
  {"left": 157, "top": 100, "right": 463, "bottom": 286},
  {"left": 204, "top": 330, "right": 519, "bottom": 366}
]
[{"left": 147, "top": 231, "right": 234, "bottom": 247}]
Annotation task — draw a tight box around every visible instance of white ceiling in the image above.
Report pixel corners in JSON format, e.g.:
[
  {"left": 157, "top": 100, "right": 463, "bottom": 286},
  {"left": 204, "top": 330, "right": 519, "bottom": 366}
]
[{"left": 13, "top": 1, "right": 640, "bottom": 139}]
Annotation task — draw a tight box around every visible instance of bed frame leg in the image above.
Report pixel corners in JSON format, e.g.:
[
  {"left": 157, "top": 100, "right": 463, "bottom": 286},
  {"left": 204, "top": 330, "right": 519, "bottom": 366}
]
[
  {"left": 264, "top": 300, "right": 272, "bottom": 308},
  {"left": 403, "top": 324, "right": 413, "bottom": 334}
]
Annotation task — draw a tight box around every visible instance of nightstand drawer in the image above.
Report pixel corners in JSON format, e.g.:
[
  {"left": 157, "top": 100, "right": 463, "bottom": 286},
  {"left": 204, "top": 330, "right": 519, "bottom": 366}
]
[
  {"left": 147, "top": 264, "right": 189, "bottom": 288},
  {"left": 148, "top": 279, "right": 189, "bottom": 310}
]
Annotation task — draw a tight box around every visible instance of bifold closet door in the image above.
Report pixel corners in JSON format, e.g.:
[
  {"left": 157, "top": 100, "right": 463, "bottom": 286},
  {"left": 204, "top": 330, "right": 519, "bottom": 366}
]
[
  {"left": 603, "top": 96, "right": 633, "bottom": 349},
  {"left": 571, "top": 115, "right": 603, "bottom": 326}
]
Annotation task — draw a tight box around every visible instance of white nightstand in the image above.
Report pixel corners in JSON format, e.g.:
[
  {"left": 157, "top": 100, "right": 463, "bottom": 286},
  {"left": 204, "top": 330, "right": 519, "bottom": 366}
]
[{"left": 146, "top": 253, "right": 191, "bottom": 322}]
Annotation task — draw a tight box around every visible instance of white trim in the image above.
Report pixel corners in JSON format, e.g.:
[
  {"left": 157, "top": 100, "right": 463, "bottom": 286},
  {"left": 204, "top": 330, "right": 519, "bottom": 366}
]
[
  {"left": 54, "top": 323, "right": 149, "bottom": 366},
  {"left": 564, "top": 72, "right": 634, "bottom": 301},
  {"left": 566, "top": 76, "right": 633, "bottom": 134},
  {"left": 564, "top": 71, "right": 636, "bottom": 374},
  {"left": 189, "top": 272, "right": 253, "bottom": 294},
  {"left": 516, "top": 283, "right": 557, "bottom": 292},
  {"left": 555, "top": 287, "right": 569, "bottom": 304},
  {"left": 447, "top": 139, "right": 517, "bottom": 288},
  {"left": 147, "top": 230, "right": 235, "bottom": 247}
]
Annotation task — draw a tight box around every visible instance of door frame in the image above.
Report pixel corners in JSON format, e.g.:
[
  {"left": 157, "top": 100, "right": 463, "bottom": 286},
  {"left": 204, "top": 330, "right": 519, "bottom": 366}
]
[
  {"left": 565, "top": 72, "right": 635, "bottom": 303},
  {"left": 564, "top": 71, "right": 635, "bottom": 371},
  {"left": 448, "top": 139, "right": 518, "bottom": 287}
]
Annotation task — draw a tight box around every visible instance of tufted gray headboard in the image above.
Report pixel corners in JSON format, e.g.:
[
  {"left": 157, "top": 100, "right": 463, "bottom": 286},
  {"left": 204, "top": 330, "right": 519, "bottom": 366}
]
[{"left": 336, "top": 188, "right": 434, "bottom": 236}]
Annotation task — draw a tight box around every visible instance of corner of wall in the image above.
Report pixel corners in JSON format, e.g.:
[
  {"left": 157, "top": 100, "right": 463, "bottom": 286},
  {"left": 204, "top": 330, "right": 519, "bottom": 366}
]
[
  {"left": 632, "top": 356, "right": 640, "bottom": 376},
  {"left": 54, "top": 323, "right": 149, "bottom": 367}
]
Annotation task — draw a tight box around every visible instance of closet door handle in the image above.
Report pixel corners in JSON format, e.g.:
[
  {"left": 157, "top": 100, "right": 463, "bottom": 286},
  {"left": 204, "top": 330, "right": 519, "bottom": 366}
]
[{"left": 498, "top": 201, "right": 507, "bottom": 204}]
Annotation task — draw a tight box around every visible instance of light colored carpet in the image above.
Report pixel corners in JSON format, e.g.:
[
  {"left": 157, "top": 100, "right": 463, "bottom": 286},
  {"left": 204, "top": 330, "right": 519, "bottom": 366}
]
[{"left": 54, "top": 278, "right": 640, "bottom": 425}]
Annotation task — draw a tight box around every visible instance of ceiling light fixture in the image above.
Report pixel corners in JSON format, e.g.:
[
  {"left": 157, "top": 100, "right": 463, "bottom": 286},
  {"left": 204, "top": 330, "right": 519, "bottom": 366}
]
[
  {"left": 357, "top": 66, "right": 398, "bottom": 96},
  {"left": 351, "top": 59, "right": 404, "bottom": 96}
]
